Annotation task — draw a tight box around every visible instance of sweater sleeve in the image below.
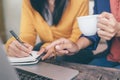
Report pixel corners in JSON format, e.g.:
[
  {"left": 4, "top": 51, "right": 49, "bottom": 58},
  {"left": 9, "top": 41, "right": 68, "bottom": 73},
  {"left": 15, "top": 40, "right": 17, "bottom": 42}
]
[
  {"left": 5, "top": 0, "right": 37, "bottom": 50},
  {"left": 19, "top": 0, "right": 37, "bottom": 46},
  {"left": 81, "top": 34, "right": 100, "bottom": 50},
  {"left": 68, "top": 0, "right": 89, "bottom": 42}
]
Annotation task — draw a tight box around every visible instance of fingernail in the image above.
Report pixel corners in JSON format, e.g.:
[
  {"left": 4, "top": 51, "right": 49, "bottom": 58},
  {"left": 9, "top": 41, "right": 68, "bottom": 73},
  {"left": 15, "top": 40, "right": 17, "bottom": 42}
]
[
  {"left": 55, "top": 45, "right": 60, "bottom": 50},
  {"left": 42, "top": 57, "right": 44, "bottom": 61},
  {"left": 66, "top": 51, "right": 69, "bottom": 54}
]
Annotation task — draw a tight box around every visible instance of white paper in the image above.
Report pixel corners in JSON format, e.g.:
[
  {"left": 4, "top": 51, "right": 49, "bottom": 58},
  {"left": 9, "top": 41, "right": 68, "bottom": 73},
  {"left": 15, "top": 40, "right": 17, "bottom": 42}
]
[{"left": 8, "top": 51, "right": 40, "bottom": 65}]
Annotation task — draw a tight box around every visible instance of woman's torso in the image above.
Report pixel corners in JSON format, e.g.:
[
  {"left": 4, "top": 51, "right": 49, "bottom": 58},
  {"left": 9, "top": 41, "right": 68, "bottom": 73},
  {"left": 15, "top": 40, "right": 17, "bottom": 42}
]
[{"left": 29, "top": 0, "right": 88, "bottom": 42}]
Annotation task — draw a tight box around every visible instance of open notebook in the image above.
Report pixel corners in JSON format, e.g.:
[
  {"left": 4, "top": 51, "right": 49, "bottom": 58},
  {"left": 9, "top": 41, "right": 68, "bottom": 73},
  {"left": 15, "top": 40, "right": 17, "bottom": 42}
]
[{"left": 8, "top": 51, "right": 43, "bottom": 65}]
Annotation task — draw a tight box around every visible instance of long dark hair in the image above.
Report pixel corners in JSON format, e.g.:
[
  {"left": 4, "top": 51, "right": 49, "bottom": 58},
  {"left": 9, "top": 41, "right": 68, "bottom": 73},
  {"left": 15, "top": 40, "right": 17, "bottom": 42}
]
[{"left": 30, "top": 0, "right": 67, "bottom": 25}]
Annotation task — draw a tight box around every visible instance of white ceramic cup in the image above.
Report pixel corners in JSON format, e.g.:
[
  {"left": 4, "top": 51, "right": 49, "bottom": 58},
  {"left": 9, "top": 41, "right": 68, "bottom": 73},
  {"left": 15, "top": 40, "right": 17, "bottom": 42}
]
[{"left": 77, "top": 15, "right": 98, "bottom": 36}]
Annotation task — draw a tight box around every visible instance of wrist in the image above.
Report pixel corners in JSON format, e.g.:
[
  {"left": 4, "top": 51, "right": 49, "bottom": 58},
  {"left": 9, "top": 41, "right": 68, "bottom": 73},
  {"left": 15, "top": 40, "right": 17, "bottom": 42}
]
[
  {"left": 76, "top": 42, "right": 82, "bottom": 52},
  {"left": 117, "top": 22, "right": 120, "bottom": 32},
  {"left": 69, "top": 41, "right": 80, "bottom": 53},
  {"left": 116, "top": 22, "right": 120, "bottom": 37}
]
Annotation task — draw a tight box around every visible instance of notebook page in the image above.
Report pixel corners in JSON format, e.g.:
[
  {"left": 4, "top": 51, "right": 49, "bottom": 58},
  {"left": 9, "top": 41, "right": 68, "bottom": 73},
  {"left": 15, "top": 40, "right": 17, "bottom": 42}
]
[
  {"left": 11, "top": 60, "right": 39, "bottom": 65},
  {"left": 31, "top": 51, "right": 40, "bottom": 58},
  {"left": 8, "top": 51, "right": 38, "bottom": 63}
]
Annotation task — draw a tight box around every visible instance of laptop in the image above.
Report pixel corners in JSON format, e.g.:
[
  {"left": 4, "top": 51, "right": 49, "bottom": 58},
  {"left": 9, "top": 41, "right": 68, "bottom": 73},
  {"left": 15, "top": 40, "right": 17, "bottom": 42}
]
[
  {"left": 0, "top": 39, "right": 79, "bottom": 80},
  {"left": 0, "top": 40, "right": 19, "bottom": 80}
]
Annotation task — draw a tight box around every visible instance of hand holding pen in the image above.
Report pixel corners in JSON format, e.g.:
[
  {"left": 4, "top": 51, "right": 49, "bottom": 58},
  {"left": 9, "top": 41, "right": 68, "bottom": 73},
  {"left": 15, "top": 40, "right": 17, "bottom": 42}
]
[{"left": 7, "top": 30, "right": 33, "bottom": 57}]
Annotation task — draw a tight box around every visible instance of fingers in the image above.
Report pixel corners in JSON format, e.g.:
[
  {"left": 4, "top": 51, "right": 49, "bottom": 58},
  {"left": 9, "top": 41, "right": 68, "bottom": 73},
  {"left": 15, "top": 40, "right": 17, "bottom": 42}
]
[
  {"left": 37, "top": 47, "right": 46, "bottom": 55},
  {"left": 7, "top": 40, "right": 32, "bottom": 57},
  {"left": 97, "top": 12, "right": 118, "bottom": 40},
  {"left": 98, "top": 12, "right": 116, "bottom": 28},
  {"left": 8, "top": 44, "right": 29, "bottom": 57},
  {"left": 42, "top": 47, "right": 56, "bottom": 60},
  {"left": 56, "top": 43, "right": 78, "bottom": 55},
  {"left": 55, "top": 44, "right": 69, "bottom": 51},
  {"left": 97, "top": 19, "right": 115, "bottom": 33},
  {"left": 8, "top": 48, "right": 21, "bottom": 57},
  {"left": 41, "top": 48, "right": 71, "bottom": 60},
  {"left": 46, "top": 38, "right": 66, "bottom": 50},
  {"left": 42, "top": 38, "right": 76, "bottom": 60},
  {"left": 42, "top": 41, "right": 76, "bottom": 60},
  {"left": 42, "top": 46, "right": 69, "bottom": 60},
  {"left": 100, "top": 12, "right": 113, "bottom": 19},
  {"left": 57, "top": 50, "right": 69, "bottom": 55},
  {"left": 13, "top": 41, "right": 30, "bottom": 54},
  {"left": 97, "top": 30, "right": 115, "bottom": 40},
  {"left": 24, "top": 43, "right": 33, "bottom": 51},
  {"left": 55, "top": 42, "right": 76, "bottom": 52},
  {"left": 46, "top": 40, "right": 61, "bottom": 50}
]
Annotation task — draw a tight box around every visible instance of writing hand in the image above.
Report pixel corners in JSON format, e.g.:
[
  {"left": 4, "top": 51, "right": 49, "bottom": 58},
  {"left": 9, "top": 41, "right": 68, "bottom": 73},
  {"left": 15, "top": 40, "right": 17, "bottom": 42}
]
[{"left": 8, "top": 40, "right": 33, "bottom": 57}]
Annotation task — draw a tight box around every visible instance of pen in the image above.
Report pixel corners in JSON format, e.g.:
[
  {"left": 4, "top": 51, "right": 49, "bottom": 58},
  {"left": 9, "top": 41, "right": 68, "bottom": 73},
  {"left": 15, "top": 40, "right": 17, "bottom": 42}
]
[
  {"left": 10, "top": 30, "right": 23, "bottom": 44},
  {"left": 10, "top": 30, "right": 32, "bottom": 56}
]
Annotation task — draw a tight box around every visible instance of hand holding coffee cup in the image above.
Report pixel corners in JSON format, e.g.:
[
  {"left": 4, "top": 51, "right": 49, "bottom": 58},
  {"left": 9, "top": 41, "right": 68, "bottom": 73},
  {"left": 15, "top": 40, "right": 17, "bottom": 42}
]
[{"left": 77, "top": 15, "right": 98, "bottom": 36}]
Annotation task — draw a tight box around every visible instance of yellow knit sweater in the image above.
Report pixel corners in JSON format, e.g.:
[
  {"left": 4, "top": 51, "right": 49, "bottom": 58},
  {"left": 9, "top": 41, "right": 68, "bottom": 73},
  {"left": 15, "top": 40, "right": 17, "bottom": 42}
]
[{"left": 5, "top": 0, "right": 89, "bottom": 50}]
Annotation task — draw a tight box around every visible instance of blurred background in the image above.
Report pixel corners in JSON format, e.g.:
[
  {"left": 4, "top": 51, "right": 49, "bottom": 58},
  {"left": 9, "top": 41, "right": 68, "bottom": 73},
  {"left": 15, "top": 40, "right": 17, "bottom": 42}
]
[{"left": 0, "top": 0, "right": 94, "bottom": 43}]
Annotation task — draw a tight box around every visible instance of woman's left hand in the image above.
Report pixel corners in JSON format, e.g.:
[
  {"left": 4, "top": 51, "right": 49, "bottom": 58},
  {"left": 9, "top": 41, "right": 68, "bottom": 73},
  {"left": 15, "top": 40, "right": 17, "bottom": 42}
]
[
  {"left": 97, "top": 12, "right": 120, "bottom": 40},
  {"left": 37, "top": 41, "right": 69, "bottom": 60},
  {"left": 38, "top": 46, "right": 68, "bottom": 60},
  {"left": 38, "top": 38, "right": 79, "bottom": 60}
]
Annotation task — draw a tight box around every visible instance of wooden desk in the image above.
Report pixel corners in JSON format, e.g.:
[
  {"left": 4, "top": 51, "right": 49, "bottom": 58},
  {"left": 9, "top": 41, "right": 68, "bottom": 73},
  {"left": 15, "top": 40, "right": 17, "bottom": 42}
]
[
  {"left": 15, "top": 59, "right": 120, "bottom": 80},
  {"left": 45, "top": 60, "right": 120, "bottom": 80}
]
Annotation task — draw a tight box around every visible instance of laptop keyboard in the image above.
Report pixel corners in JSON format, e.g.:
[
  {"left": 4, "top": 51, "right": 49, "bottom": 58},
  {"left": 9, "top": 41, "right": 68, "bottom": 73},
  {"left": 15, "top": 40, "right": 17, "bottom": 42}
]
[{"left": 16, "top": 68, "right": 52, "bottom": 80}]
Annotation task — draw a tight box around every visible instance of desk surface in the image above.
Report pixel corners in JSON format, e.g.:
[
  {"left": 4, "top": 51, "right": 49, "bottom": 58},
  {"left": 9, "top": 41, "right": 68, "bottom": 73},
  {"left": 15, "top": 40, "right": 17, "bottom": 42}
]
[
  {"left": 46, "top": 60, "right": 120, "bottom": 80},
  {"left": 16, "top": 59, "right": 120, "bottom": 80}
]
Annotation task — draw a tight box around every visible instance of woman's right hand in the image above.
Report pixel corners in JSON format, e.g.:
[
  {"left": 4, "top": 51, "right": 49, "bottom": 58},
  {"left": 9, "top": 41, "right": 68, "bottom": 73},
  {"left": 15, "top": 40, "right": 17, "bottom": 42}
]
[{"left": 7, "top": 40, "right": 33, "bottom": 57}]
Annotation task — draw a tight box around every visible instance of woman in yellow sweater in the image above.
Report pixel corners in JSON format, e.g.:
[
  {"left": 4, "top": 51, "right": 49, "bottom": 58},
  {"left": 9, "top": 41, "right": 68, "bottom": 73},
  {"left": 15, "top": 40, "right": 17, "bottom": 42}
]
[{"left": 6, "top": 0, "right": 95, "bottom": 63}]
